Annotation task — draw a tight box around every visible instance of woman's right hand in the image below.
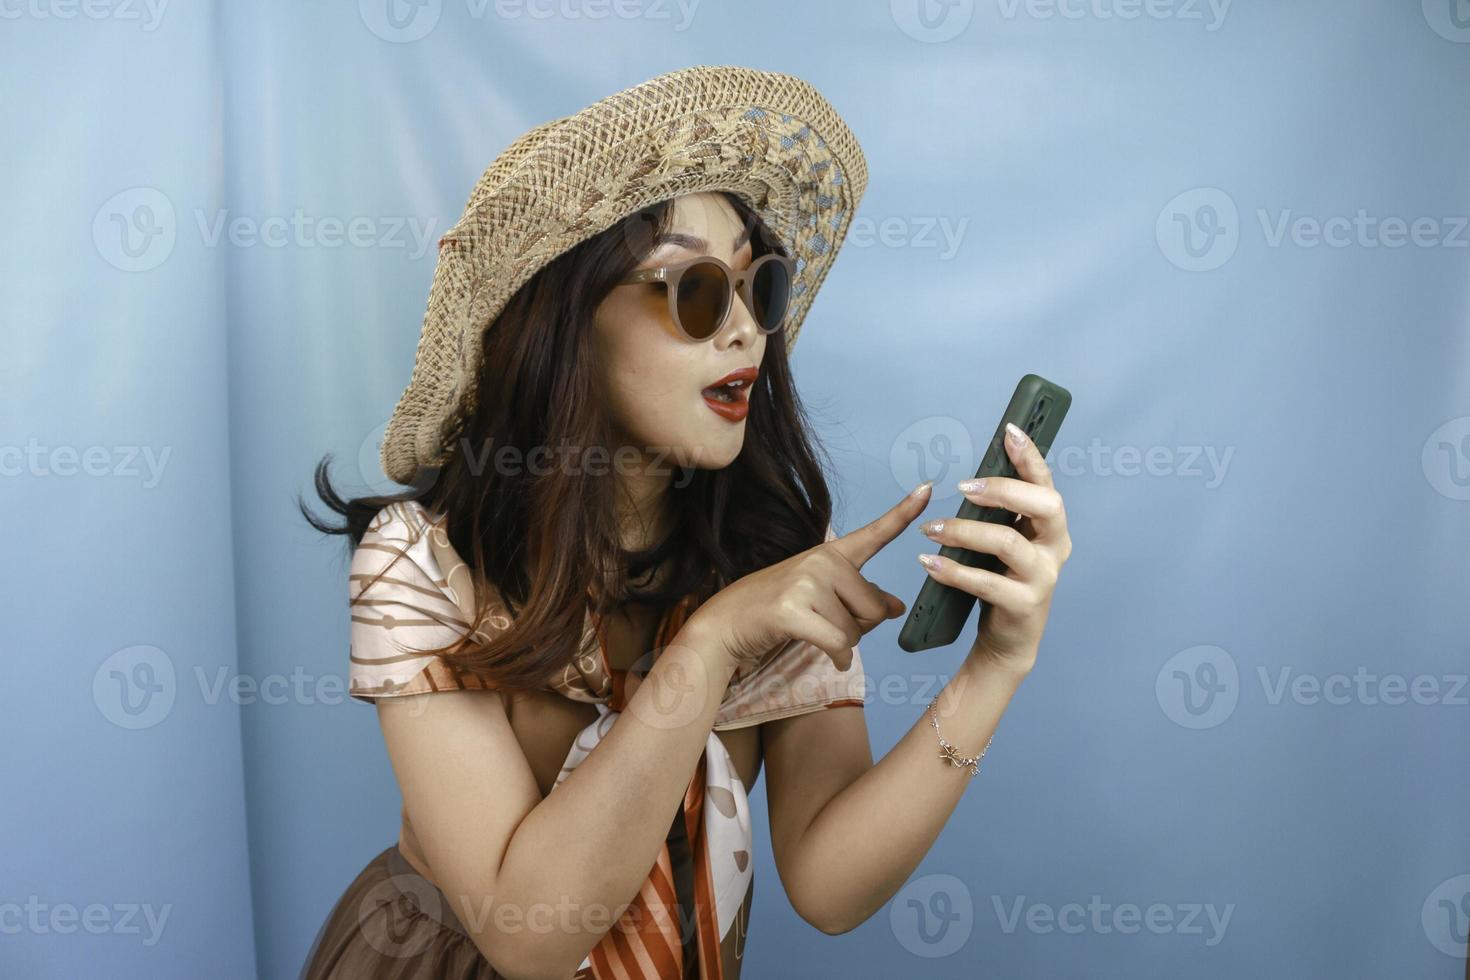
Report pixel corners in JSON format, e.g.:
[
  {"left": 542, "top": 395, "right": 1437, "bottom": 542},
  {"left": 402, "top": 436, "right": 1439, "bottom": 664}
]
[{"left": 686, "top": 483, "right": 935, "bottom": 675}]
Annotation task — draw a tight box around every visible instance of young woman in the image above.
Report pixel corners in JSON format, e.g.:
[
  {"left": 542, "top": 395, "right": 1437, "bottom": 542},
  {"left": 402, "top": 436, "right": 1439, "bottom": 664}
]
[{"left": 298, "top": 68, "right": 1071, "bottom": 980}]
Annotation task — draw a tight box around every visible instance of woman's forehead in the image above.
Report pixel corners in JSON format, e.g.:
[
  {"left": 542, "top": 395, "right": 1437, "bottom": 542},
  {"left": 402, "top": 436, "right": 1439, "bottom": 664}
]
[{"left": 665, "top": 194, "right": 749, "bottom": 243}]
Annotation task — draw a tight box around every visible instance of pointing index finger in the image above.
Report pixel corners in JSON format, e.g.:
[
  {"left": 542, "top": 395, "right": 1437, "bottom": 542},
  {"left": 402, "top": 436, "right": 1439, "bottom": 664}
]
[{"left": 828, "top": 481, "right": 934, "bottom": 569}]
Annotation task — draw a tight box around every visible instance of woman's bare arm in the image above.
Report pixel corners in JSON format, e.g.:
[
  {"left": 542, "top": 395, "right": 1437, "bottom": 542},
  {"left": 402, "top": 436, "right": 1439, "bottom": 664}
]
[
  {"left": 377, "top": 616, "right": 734, "bottom": 979},
  {"left": 765, "top": 651, "right": 1027, "bottom": 934},
  {"left": 767, "top": 422, "right": 1070, "bottom": 935}
]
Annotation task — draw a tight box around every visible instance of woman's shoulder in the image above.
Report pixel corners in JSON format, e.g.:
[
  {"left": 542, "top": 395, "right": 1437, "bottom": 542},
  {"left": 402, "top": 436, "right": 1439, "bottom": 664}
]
[
  {"left": 347, "top": 499, "right": 498, "bottom": 703},
  {"left": 363, "top": 497, "right": 440, "bottom": 541}
]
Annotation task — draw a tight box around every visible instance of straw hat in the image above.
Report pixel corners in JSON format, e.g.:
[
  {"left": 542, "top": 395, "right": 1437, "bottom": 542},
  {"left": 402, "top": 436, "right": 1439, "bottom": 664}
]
[{"left": 380, "top": 64, "right": 869, "bottom": 485}]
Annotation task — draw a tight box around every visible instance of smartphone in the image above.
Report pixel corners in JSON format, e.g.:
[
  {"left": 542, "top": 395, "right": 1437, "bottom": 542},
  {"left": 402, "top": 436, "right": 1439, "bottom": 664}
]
[{"left": 897, "top": 373, "right": 1072, "bottom": 653}]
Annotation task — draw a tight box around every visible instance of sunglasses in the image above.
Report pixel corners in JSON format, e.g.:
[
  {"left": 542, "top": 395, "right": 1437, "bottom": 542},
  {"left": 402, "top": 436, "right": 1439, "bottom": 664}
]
[{"left": 616, "top": 252, "right": 796, "bottom": 342}]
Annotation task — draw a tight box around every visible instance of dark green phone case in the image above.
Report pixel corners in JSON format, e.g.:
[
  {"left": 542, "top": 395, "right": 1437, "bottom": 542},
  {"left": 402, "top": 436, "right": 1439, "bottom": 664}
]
[{"left": 897, "top": 373, "right": 1072, "bottom": 653}]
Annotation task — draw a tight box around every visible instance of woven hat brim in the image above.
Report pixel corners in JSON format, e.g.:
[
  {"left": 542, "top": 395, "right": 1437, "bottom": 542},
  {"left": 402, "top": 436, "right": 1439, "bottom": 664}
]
[{"left": 381, "top": 64, "right": 868, "bottom": 485}]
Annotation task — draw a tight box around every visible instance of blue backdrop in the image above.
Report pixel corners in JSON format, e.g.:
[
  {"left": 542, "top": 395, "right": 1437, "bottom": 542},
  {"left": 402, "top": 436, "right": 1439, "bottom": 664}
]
[{"left": 5, "top": 1, "right": 1468, "bottom": 977}]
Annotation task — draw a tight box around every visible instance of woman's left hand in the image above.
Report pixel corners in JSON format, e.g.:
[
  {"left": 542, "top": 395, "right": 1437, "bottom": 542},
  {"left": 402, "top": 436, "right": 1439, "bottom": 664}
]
[{"left": 917, "top": 421, "right": 1073, "bottom": 676}]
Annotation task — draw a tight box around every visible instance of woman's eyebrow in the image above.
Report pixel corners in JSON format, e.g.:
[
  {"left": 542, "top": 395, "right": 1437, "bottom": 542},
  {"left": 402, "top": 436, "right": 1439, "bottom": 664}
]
[{"left": 653, "top": 224, "right": 755, "bottom": 253}]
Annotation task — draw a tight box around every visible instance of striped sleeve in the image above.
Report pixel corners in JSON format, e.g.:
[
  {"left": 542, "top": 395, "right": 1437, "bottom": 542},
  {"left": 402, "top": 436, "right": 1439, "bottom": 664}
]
[{"left": 347, "top": 501, "right": 499, "bottom": 703}]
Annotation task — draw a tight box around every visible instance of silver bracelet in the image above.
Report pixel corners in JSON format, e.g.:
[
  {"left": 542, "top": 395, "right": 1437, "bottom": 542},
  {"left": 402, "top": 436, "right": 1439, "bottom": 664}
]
[{"left": 928, "top": 694, "right": 992, "bottom": 777}]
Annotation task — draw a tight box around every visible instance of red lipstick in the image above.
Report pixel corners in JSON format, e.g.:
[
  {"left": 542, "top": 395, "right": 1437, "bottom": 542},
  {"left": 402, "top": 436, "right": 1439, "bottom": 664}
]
[{"left": 701, "top": 366, "right": 757, "bottom": 423}]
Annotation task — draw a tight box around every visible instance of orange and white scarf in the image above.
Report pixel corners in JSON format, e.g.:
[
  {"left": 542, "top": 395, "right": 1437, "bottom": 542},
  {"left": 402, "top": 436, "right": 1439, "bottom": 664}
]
[{"left": 348, "top": 500, "right": 867, "bottom": 978}]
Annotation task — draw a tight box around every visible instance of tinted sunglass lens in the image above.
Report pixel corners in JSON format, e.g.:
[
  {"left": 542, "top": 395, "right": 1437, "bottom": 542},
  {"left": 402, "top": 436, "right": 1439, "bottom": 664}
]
[
  {"left": 676, "top": 261, "right": 731, "bottom": 339},
  {"left": 752, "top": 259, "right": 791, "bottom": 333}
]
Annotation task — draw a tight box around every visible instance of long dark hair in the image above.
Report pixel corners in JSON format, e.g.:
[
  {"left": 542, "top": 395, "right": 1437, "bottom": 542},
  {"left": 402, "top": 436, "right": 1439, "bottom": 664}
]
[{"left": 299, "top": 191, "right": 836, "bottom": 694}]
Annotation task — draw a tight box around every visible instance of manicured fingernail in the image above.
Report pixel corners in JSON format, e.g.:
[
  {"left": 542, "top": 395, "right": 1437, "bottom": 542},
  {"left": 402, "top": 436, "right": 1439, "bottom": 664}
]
[
  {"left": 958, "top": 478, "right": 987, "bottom": 495},
  {"left": 918, "top": 553, "right": 941, "bottom": 570},
  {"left": 912, "top": 480, "right": 933, "bottom": 497},
  {"left": 921, "top": 519, "right": 944, "bottom": 536},
  {"left": 1006, "top": 422, "right": 1027, "bottom": 447}
]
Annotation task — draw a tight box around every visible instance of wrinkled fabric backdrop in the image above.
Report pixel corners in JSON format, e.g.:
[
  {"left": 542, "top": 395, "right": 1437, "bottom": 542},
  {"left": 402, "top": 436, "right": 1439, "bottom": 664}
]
[{"left": 4, "top": 1, "right": 1468, "bottom": 977}]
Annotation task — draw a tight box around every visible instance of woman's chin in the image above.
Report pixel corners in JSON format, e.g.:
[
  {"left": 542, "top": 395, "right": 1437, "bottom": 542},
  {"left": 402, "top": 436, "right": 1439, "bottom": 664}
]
[{"left": 682, "top": 430, "right": 744, "bottom": 470}]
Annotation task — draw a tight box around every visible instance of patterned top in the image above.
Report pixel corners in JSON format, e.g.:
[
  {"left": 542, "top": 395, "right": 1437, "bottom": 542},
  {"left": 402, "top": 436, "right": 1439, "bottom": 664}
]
[{"left": 346, "top": 500, "right": 868, "bottom": 977}]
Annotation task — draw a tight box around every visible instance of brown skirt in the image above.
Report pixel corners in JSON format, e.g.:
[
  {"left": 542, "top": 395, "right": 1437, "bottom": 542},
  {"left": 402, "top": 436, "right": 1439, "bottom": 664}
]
[{"left": 298, "top": 843, "right": 509, "bottom": 979}]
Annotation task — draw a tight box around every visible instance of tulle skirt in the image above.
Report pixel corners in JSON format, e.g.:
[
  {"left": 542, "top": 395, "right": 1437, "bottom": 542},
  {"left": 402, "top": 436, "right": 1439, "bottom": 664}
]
[{"left": 298, "top": 843, "right": 508, "bottom": 979}]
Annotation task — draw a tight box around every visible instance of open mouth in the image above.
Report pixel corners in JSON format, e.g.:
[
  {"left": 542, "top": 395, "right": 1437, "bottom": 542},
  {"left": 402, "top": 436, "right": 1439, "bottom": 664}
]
[{"left": 701, "top": 377, "right": 751, "bottom": 403}]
